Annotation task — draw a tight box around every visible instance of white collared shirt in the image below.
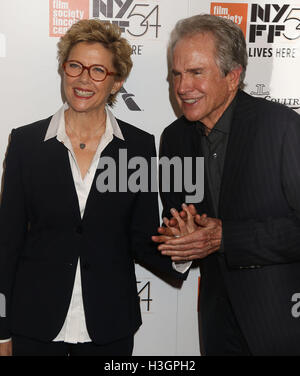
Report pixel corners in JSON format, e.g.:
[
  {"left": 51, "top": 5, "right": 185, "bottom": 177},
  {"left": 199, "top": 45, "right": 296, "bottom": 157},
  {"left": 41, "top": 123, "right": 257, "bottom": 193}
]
[{"left": 45, "top": 103, "right": 124, "bottom": 343}]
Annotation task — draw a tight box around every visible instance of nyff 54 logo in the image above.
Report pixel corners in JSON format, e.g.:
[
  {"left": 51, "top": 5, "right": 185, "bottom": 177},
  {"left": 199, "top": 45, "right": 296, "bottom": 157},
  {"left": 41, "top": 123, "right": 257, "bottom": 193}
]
[
  {"left": 249, "top": 4, "right": 300, "bottom": 43},
  {"left": 93, "top": 0, "right": 161, "bottom": 39}
]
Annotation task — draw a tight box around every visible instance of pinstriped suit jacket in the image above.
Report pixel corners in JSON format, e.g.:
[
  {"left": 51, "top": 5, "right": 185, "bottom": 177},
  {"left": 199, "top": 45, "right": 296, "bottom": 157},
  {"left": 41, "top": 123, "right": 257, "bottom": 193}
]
[{"left": 160, "top": 90, "right": 300, "bottom": 355}]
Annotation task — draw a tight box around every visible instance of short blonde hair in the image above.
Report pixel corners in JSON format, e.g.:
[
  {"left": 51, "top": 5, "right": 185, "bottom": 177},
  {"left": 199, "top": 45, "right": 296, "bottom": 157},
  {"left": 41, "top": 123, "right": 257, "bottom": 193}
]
[{"left": 57, "top": 19, "right": 132, "bottom": 105}]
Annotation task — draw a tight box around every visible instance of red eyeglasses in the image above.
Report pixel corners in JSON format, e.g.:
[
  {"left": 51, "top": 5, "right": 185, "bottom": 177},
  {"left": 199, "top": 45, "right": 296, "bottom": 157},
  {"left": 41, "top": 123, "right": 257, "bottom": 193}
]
[{"left": 63, "top": 60, "right": 117, "bottom": 82}]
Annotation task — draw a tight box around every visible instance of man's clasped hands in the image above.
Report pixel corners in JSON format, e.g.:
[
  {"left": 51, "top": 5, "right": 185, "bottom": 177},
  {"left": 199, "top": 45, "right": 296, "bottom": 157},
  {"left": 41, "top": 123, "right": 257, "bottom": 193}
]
[{"left": 152, "top": 204, "right": 223, "bottom": 261}]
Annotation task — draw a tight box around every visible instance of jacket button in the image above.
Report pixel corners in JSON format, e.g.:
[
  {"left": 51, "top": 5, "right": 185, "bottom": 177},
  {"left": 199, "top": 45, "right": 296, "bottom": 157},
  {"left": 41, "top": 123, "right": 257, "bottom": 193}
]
[{"left": 76, "top": 225, "right": 83, "bottom": 234}]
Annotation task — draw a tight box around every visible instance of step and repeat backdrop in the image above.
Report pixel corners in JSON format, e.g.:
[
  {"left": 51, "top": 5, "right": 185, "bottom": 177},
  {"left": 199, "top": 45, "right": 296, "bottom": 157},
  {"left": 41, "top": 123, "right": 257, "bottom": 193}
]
[{"left": 0, "top": 0, "right": 299, "bottom": 355}]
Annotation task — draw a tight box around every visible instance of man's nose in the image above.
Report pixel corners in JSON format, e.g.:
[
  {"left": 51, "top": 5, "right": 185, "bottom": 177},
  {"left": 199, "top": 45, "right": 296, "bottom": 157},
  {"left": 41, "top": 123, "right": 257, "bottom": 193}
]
[{"left": 177, "top": 73, "right": 192, "bottom": 94}]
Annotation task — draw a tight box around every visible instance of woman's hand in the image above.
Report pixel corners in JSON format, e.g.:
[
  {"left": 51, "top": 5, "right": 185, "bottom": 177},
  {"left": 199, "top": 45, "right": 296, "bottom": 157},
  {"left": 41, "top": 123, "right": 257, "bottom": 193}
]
[
  {"left": 163, "top": 204, "right": 198, "bottom": 237},
  {"left": 152, "top": 203, "right": 204, "bottom": 244}
]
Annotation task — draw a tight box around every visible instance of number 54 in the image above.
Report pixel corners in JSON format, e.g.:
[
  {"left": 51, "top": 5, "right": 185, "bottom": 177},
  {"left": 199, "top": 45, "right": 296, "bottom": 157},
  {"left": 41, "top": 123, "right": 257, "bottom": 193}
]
[{"left": 127, "top": 4, "right": 161, "bottom": 38}]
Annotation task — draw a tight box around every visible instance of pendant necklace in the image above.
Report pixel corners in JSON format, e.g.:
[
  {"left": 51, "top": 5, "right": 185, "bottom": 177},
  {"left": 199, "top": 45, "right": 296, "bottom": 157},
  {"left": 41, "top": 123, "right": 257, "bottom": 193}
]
[{"left": 67, "top": 118, "right": 106, "bottom": 150}]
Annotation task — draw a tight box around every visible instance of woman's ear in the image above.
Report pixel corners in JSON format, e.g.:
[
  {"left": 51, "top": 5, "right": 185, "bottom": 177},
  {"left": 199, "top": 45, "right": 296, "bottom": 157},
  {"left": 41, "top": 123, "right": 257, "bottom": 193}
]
[{"left": 111, "top": 80, "right": 125, "bottom": 95}]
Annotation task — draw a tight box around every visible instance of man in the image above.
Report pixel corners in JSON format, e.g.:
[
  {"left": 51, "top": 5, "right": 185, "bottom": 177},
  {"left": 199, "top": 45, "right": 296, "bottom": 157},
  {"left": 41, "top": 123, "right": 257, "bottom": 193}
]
[{"left": 153, "top": 14, "right": 300, "bottom": 355}]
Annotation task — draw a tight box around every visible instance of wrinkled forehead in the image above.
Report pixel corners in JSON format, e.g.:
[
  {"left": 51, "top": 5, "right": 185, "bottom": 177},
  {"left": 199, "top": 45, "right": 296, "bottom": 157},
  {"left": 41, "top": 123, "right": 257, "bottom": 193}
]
[
  {"left": 173, "top": 31, "right": 217, "bottom": 55},
  {"left": 172, "top": 32, "right": 219, "bottom": 67}
]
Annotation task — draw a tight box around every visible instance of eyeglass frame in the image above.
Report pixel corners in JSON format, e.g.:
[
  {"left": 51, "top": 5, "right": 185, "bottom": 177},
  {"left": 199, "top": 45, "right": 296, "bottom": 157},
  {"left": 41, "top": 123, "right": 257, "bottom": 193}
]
[{"left": 62, "top": 60, "right": 117, "bottom": 82}]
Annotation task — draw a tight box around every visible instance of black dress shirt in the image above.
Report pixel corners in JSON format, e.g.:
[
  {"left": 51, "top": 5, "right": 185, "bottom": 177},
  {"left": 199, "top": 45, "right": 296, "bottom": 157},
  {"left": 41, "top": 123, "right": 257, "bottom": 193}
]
[
  {"left": 196, "top": 96, "right": 237, "bottom": 217},
  {"left": 196, "top": 96, "right": 237, "bottom": 254}
]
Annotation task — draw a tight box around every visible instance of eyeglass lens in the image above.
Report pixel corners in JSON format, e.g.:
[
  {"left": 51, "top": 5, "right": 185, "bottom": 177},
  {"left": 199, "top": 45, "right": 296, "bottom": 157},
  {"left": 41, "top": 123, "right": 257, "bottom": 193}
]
[{"left": 64, "top": 61, "right": 107, "bottom": 81}]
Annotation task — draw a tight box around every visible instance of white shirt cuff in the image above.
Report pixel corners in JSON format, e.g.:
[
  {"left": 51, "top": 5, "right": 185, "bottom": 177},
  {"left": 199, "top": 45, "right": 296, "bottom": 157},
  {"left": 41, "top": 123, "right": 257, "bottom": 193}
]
[
  {"left": 172, "top": 261, "right": 192, "bottom": 273},
  {"left": 0, "top": 338, "right": 11, "bottom": 343}
]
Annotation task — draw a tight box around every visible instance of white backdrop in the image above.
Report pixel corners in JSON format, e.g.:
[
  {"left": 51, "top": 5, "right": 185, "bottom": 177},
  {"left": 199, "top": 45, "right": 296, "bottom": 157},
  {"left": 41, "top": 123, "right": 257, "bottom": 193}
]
[{"left": 0, "top": 0, "right": 299, "bottom": 355}]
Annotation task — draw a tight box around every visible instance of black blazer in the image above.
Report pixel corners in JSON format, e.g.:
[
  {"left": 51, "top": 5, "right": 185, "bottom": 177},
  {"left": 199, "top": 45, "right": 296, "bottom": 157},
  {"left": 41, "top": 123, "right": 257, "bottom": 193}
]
[
  {"left": 160, "top": 90, "right": 300, "bottom": 355},
  {"left": 0, "top": 116, "right": 185, "bottom": 344}
]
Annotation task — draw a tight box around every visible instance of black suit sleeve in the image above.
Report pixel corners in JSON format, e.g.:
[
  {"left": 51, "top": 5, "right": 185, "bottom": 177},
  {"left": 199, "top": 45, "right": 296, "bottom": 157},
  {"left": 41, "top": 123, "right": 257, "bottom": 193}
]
[
  {"left": 131, "top": 135, "right": 187, "bottom": 279},
  {"left": 0, "top": 130, "right": 28, "bottom": 338},
  {"left": 159, "top": 130, "right": 187, "bottom": 219},
  {"left": 223, "top": 115, "right": 300, "bottom": 268}
]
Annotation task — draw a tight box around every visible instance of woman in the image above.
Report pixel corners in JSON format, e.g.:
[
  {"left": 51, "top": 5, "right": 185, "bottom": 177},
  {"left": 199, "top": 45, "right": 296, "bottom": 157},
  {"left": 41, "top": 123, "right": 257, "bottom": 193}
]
[{"left": 0, "top": 19, "right": 185, "bottom": 356}]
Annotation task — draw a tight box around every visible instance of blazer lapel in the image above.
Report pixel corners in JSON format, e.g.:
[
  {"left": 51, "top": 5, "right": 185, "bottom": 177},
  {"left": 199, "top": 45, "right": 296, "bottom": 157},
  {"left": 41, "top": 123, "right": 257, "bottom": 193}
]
[
  {"left": 41, "top": 137, "right": 82, "bottom": 223},
  {"left": 219, "top": 91, "right": 258, "bottom": 217},
  {"left": 82, "top": 135, "right": 126, "bottom": 221}
]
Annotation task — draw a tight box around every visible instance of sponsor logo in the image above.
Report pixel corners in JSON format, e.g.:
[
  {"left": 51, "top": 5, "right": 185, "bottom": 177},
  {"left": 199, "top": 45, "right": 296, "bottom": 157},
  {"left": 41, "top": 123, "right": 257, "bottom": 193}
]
[
  {"left": 250, "top": 83, "right": 300, "bottom": 110},
  {"left": 93, "top": 0, "right": 161, "bottom": 39},
  {"left": 119, "top": 86, "right": 141, "bottom": 111},
  {"left": 210, "top": 2, "right": 248, "bottom": 37},
  {"left": 249, "top": 4, "right": 300, "bottom": 43},
  {"left": 49, "top": 0, "right": 89, "bottom": 37},
  {"left": 250, "top": 83, "right": 270, "bottom": 96},
  {"left": 0, "top": 33, "right": 6, "bottom": 58}
]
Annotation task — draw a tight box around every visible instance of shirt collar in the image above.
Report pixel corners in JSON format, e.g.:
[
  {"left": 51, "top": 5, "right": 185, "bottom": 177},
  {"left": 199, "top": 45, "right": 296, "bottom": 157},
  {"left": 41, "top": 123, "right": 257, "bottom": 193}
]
[
  {"left": 213, "top": 93, "right": 237, "bottom": 134},
  {"left": 44, "top": 103, "right": 125, "bottom": 143},
  {"left": 197, "top": 93, "right": 238, "bottom": 137}
]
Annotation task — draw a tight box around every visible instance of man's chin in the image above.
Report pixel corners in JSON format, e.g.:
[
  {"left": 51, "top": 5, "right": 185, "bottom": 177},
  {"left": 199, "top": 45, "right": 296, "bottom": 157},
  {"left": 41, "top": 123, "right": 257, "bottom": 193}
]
[{"left": 183, "top": 112, "right": 201, "bottom": 122}]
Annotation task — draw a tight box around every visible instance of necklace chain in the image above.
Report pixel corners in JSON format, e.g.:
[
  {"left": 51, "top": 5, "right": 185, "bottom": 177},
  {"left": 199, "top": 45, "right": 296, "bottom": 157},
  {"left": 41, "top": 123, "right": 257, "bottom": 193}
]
[{"left": 66, "top": 117, "right": 106, "bottom": 150}]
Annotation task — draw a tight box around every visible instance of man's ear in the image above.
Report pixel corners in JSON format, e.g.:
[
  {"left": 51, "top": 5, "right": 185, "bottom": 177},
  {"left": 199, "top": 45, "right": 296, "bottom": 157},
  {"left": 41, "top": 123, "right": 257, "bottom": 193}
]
[{"left": 226, "top": 65, "right": 243, "bottom": 91}]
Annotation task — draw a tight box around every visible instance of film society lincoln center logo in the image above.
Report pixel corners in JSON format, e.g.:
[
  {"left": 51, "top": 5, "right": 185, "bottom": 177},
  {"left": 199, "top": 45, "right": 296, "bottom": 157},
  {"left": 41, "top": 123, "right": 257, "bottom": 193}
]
[
  {"left": 211, "top": 2, "right": 248, "bottom": 37},
  {"left": 49, "top": 0, "right": 89, "bottom": 37}
]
